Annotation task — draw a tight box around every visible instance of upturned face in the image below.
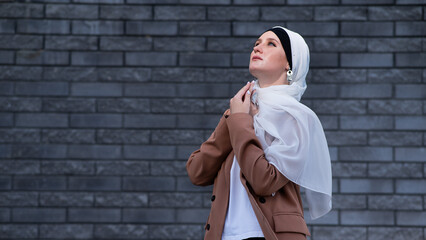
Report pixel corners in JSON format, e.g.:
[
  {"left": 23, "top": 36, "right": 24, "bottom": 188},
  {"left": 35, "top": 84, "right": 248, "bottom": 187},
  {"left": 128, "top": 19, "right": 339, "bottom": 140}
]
[{"left": 249, "top": 31, "right": 289, "bottom": 79}]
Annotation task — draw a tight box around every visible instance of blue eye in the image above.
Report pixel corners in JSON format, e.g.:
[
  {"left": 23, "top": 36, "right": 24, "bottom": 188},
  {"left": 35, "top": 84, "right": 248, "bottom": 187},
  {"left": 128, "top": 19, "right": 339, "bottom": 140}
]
[{"left": 269, "top": 42, "right": 276, "bottom": 47}]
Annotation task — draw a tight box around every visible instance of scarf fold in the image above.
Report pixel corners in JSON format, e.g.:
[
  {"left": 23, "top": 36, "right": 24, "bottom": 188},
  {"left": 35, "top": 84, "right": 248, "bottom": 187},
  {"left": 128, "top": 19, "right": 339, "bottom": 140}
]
[{"left": 251, "top": 26, "right": 332, "bottom": 220}]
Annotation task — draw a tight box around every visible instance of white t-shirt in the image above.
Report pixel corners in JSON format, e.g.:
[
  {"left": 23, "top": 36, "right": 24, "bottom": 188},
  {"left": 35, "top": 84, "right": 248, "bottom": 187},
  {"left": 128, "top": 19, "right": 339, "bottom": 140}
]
[{"left": 221, "top": 155, "right": 264, "bottom": 240}]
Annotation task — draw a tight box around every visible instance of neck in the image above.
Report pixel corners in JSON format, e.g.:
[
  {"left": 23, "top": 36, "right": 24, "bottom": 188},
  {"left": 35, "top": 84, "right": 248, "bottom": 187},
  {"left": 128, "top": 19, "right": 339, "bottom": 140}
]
[{"left": 257, "top": 71, "right": 288, "bottom": 88}]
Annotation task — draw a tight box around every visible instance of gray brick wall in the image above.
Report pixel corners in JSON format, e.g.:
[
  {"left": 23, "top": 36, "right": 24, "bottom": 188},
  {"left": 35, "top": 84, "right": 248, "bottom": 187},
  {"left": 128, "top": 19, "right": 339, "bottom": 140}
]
[{"left": 0, "top": 0, "right": 425, "bottom": 239}]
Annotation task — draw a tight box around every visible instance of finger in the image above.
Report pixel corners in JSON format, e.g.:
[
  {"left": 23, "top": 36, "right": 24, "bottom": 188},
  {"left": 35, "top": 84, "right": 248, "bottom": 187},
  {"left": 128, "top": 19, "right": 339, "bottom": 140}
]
[{"left": 235, "top": 82, "right": 251, "bottom": 99}]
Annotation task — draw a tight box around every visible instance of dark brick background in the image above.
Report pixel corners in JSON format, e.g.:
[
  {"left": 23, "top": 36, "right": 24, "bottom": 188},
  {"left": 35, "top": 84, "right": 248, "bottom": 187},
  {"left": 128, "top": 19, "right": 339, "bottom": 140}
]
[{"left": 0, "top": 0, "right": 425, "bottom": 239}]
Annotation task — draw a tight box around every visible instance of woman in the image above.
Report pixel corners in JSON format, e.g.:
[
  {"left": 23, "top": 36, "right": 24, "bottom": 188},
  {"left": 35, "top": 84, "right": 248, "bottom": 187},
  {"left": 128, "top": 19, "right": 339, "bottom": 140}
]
[{"left": 186, "top": 26, "right": 332, "bottom": 240}]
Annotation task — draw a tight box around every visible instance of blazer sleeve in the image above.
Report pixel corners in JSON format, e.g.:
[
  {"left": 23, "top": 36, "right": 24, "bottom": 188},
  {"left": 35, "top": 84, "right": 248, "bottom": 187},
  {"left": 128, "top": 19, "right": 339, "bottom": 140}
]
[
  {"left": 186, "top": 109, "right": 233, "bottom": 186},
  {"left": 226, "top": 112, "right": 290, "bottom": 196}
]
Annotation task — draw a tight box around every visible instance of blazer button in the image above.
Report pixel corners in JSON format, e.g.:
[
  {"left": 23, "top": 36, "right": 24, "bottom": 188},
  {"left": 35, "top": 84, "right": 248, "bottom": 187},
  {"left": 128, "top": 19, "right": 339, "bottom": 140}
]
[
  {"left": 206, "top": 224, "right": 210, "bottom": 230},
  {"left": 211, "top": 195, "right": 216, "bottom": 202},
  {"left": 259, "top": 197, "right": 266, "bottom": 203}
]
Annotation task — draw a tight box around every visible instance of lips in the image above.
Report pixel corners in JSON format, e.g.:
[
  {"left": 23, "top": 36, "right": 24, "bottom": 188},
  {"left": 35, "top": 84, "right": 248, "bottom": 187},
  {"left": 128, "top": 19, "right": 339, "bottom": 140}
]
[{"left": 252, "top": 55, "right": 262, "bottom": 60}]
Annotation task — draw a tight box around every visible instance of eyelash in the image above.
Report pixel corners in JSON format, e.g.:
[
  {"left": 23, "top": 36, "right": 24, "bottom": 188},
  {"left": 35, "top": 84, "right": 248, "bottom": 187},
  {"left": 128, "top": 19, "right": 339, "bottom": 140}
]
[{"left": 254, "top": 42, "right": 276, "bottom": 47}]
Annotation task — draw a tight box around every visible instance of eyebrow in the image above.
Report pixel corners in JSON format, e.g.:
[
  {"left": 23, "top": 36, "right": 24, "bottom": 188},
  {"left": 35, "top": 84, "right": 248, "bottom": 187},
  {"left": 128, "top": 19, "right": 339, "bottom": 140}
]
[{"left": 255, "top": 38, "right": 279, "bottom": 43}]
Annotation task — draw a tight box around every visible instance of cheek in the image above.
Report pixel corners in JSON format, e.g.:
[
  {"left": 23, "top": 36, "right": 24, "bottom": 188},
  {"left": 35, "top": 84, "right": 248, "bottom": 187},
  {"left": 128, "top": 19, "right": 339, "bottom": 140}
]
[{"left": 270, "top": 51, "right": 286, "bottom": 68}]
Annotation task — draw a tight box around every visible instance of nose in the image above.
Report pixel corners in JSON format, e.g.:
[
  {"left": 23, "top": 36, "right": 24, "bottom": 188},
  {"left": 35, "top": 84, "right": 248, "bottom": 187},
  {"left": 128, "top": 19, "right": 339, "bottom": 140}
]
[{"left": 253, "top": 44, "right": 262, "bottom": 54}]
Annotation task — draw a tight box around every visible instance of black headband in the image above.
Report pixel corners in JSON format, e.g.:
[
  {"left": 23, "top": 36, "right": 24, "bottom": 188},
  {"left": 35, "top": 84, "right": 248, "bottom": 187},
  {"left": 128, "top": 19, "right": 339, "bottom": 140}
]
[{"left": 265, "top": 27, "right": 292, "bottom": 70}]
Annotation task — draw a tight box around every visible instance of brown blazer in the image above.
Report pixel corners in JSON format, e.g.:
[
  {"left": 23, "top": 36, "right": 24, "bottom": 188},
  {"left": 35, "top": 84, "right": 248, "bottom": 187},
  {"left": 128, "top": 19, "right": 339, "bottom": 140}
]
[{"left": 186, "top": 109, "right": 310, "bottom": 240}]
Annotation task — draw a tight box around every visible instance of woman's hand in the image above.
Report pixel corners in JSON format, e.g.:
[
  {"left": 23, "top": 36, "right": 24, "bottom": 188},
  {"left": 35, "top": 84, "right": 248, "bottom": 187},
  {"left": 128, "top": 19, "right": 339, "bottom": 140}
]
[{"left": 230, "top": 81, "right": 258, "bottom": 116}]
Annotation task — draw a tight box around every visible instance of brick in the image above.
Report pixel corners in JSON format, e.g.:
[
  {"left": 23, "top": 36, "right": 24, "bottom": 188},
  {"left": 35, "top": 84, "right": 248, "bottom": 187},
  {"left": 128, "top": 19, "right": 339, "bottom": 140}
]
[
  {"left": 43, "top": 98, "right": 95, "bottom": 113},
  {"left": 341, "top": 210, "right": 394, "bottom": 225},
  {"left": 152, "top": 67, "right": 203, "bottom": 82},
  {"left": 16, "top": 113, "right": 68, "bottom": 128},
  {"left": 73, "top": 0, "right": 124, "bottom": 3},
  {"left": 0, "top": 82, "right": 13, "bottom": 96},
  {"left": 152, "top": 130, "right": 204, "bottom": 144},
  {"left": 315, "top": 7, "right": 366, "bottom": 21},
  {"left": 339, "top": 147, "right": 392, "bottom": 161},
  {"left": 71, "top": 83, "right": 122, "bottom": 96},
  {"left": 0, "top": 51, "right": 13, "bottom": 64},
  {"left": 69, "top": 177, "right": 121, "bottom": 191},
  {"left": 41, "top": 161, "right": 94, "bottom": 175},
  {"left": 96, "top": 161, "right": 149, "bottom": 175},
  {"left": 72, "top": 20, "right": 123, "bottom": 35},
  {"left": 331, "top": 194, "right": 366, "bottom": 209},
  {"left": 152, "top": 99, "right": 204, "bottom": 113},
  {"left": 310, "top": 69, "right": 366, "bottom": 83},
  {"left": 314, "top": 38, "right": 366, "bottom": 52},
  {"left": 100, "top": 36, "right": 152, "bottom": 51},
  {"left": 72, "top": 52, "right": 123, "bottom": 66},
  {"left": 0, "top": 192, "right": 38, "bottom": 206},
  {"left": 149, "top": 224, "right": 203, "bottom": 240},
  {"left": 12, "top": 208, "right": 65, "bottom": 223},
  {"left": 233, "top": 0, "right": 283, "bottom": 3},
  {"left": 97, "top": 130, "right": 149, "bottom": 144},
  {"left": 181, "top": 21, "right": 230, "bottom": 36},
  {"left": 342, "top": 0, "right": 393, "bottom": 4},
  {"left": 342, "top": 22, "right": 393, "bottom": 36},
  {"left": 46, "top": 4, "right": 98, "bottom": 19},
  {"left": 369, "top": 6, "right": 422, "bottom": 20},
  {"left": 205, "top": 99, "right": 229, "bottom": 113},
  {"left": 287, "top": 22, "right": 339, "bottom": 36},
  {"left": 302, "top": 84, "right": 338, "bottom": 98},
  {"left": 99, "top": 67, "right": 151, "bottom": 82},
  {"left": 207, "top": 37, "right": 254, "bottom": 53},
  {"left": 368, "top": 38, "right": 422, "bottom": 52},
  {"left": 369, "top": 131, "right": 422, "bottom": 146},
  {"left": 69, "top": 208, "right": 120, "bottom": 222},
  {"left": 149, "top": 193, "right": 202, "bottom": 207},
  {"left": 123, "top": 208, "right": 174, "bottom": 223},
  {"left": 11, "top": 144, "right": 66, "bottom": 159},
  {"left": 155, "top": 6, "right": 205, "bottom": 20},
  {"left": 395, "top": 147, "right": 426, "bottom": 161},
  {"left": 40, "top": 224, "right": 93, "bottom": 239},
  {"left": 396, "top": 211, "right": 426, "bottom": 226},
  {"left": 0, "top": 129, "right": 40, "bottom": 143},
  {"left": 396, "top": 0, "right": 426, "bottom": 3},
  {"left": 208, "top": 7, "right": 258, "bottom": 21},
  {"left": 177, "top": 177, "right": 213, "bottom": 192},
  {"left": 0, "top": 224, "right": 37, "bottom": 238},
  {"left": 94, "top": 224, "right": 148, "bottom": 239},
  {"left": 233, "top": 22, "right": 282, "bottom": 36},
  {"left": 126, "top": 21, "right": 177, "bottom": 35},
  {"left": 14, "top": 176, "right": 66, "bottom": 190},
  {"left": 368, "top": 69, "right": 422, "bottom": 83},
  {"left": 95, "top": 193, "right": 147, "bottom": 207},
  {"left": 100, "top": 5, "right": 152, "bottom": 20},
  {"left": 154, "top": 37, "right": 205, "bottom": 51},
  {"left": 0, "top": 66, "right": 42, "bottom": 80},
  {"left": 0, "top": 3, "right": 43, "bottom": 18},
  {"left": 151, "top": 160, "right": 187, "bottom": 176},
  {"left": 340, "top": 179, "right": 393, "bottom": 193},
  {"left": 177, "top": 208, "right": 210, "bottom": 223},
  {"left": 325, "top": 131, "right": 367, "bottom": 146},
  {"left": 313, "top": 226, "right": 366, "bottom": 240},
  {"left": 396, "top": 116, "right": 426, "bottom": 130},
  {"left": 123, "top": 177, "right": 175, "bottom": 191},
  {"left": 370, "top": 162, "right": 422, "bottom": 178},
  {"left": 15, "top": 82, "right": 68, "bottom": 96},
  {"left": 0, "top": 97, "right": 41, "bottom": 112},
  {"left": 305, "top": 210, "right": 338, "bottom": 224},
  {"left": 288, "top": 0, "right": 338, "bottom": 3},
  {"left": 369, "top": 195, "right": 422, "bottom": 210},
  {"left": 206, "top": 68, "right": 252, "bottom": 83},
  {"left": 45, "top": 36, "right": 97, "bottom": 50},
  {"left": 124, "top": 114, "right": 176, "bottom": 128},
  {"left": 42, "top": 129, "right": 94, "bottom": 144},
  {"left": 341, "top": 83, "right": 392, "bottom": 98},
  {"left": 179, "top": 83, "right": 230, "bottom": 97},
  {"left": 396, "top": 84, "right": 426, "bottom": 99},
  {"left": 0, "top": 160, "right": 39, "bottom": 175},
  {"left": 16, "top": 50, "right": 68, "bottom": 65},
  {"left": 0, "top": 19, "right": 14, "bottom": 33},
  {"left": 313, "top": 100, "right": 366, "bottom": 114},
  {"left": 127, "top": 0, "right": 176, "bottom": 2},
  {"left": 43, "top": 66, "right": 97, "bottom": 81},
  {"left": 342, "top": 53, "right": 393, "bottom": 67},
  {"left": 232, "top": 53, "right": 249, "bottom": 67},
  {"left": 124, "top": 145, "right": 175, "bottom": 160},
  {"left": 0, "top": 114, "right": 13, "bottom": 127},
  {"left": 68, "top": 145, "right": 121, "bottom": 159},
  {"left": 177, "top": 114, "right": 222, "bottom": 129},
  {"left": 126, "top": 52, "right": 176, "bottom": 66},
  {"left": 180, "top": 52, "right": 230, "bottom": 67},
  {"left": 396, "top": 180, "right": 426, "bottom": 193},
  {"left": 40, "top": 192, "right": 93, "bottom": 207},
  {"left": 397, "top": 53, "right": 426, "bottom": 67},
  {"left": 0, "top": 208, "right": 9, "bottom": 222},
  {"left": 396, "top": 21, "right": 426, "bottom": 36},
  {"left": 369, "top": 100, "right": 422, "bottom": 114},
  {"left": 0, "top": 176, "right": 11, "bottom": 190},
  {"left": 318, "top": 115, "right": 338, "bottom": 130},
  {"left": 331, "top": 163, "right": 367, "bottom": 177},
  {"left": 17, "top": 20, "right": 69, "bottom": 34},
  {"left": 261, "top": 7, "right": 312, "bottom": 20},
  {"left": 181, "top": 0, "right": 229, "bottom": 3},
  {"left": 70, "top": 114, "right": 122, "bottom": 128},
  {"left": 310, "top": 53, "right": 338, "bottom": 67},
  {"left": 368, "top": 227, "right": 424, "bottom": 240}
]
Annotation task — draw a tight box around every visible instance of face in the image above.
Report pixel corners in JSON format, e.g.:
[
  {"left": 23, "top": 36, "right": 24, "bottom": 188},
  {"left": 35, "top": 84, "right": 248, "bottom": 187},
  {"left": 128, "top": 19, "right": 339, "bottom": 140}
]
[{"left": 249, "top": 31, "right": 289, "bottom": 79}]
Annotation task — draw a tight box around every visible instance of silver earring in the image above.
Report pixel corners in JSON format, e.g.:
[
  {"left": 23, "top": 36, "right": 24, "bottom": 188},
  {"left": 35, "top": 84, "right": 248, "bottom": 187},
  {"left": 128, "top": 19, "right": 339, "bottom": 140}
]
[{"left": 287, "top": 69, "right": 293, "bottom": 85}]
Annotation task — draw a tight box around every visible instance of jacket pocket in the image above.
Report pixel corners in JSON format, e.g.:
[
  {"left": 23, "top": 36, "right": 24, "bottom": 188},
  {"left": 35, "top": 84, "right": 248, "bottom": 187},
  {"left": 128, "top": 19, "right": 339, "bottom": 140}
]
[{"left": 273, "top": 213, "right": 310, "bottom": 235}]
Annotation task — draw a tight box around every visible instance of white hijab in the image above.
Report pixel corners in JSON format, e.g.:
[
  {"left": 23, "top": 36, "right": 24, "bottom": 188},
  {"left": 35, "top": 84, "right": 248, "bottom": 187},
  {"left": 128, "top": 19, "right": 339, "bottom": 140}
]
[{"left": 252, "top": 26, "right": 332, "bottom": 220}]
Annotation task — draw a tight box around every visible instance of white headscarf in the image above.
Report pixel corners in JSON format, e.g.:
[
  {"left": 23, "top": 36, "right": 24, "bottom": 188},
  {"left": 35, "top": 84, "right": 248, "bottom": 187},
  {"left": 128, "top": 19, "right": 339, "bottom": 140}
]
[{"left": 252, "top": 26, "right": 332, "bottom": 220}]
